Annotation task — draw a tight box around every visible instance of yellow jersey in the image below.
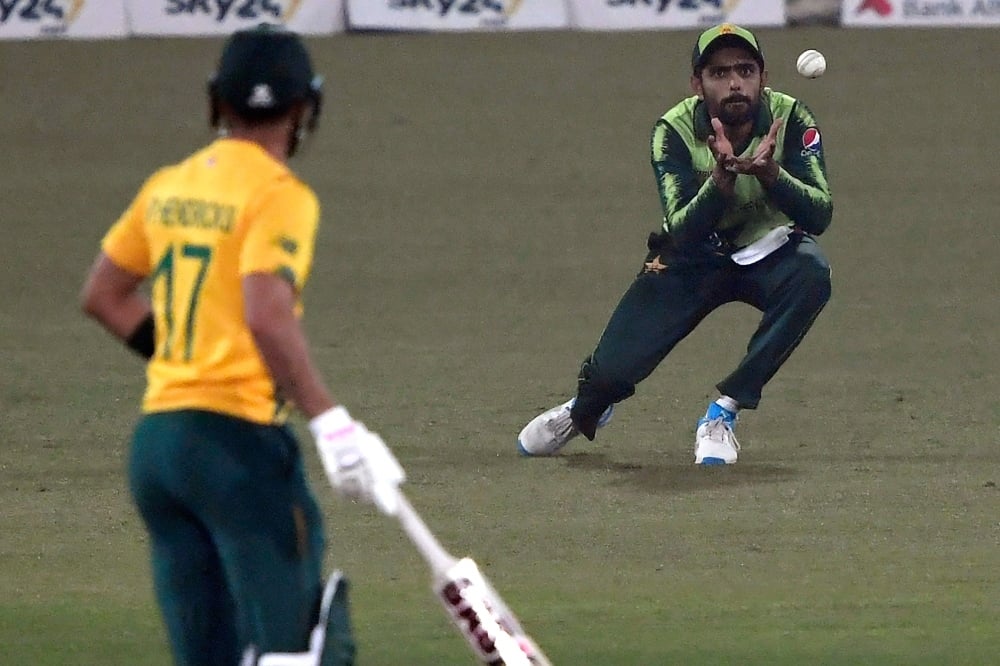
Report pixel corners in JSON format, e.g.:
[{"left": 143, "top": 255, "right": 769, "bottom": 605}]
[{"left": 102, "top": 138, "right": 319, "bottom": 424}]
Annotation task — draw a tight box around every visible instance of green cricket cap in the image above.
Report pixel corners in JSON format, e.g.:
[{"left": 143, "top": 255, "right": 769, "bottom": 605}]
[
  {"left": 213, "top": 23, "right": 316, "bottom": 120},
  {"left": 691, "top": 23, "right": 764, "bottom": 72}
]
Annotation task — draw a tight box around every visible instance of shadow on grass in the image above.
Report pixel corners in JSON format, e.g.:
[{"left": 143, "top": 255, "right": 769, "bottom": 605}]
[{"left": 562, "top": 451, "right": 798, "bottom": 494}]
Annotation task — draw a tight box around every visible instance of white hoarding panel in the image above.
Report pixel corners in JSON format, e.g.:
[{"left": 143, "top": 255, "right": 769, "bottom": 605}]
[
  {"left": 346, "top": 0, "right": 570, "bottom": 31},
  {"left": 569, "top": 0, "right": 785, "bottom": 31},
  {"left": 843, "top": 0, "right": 1000, "bottom": 26},
  {"left": 127, "top": 0, "right": 345, "bottom": 36},
  {"left": 0, "top": 0, "right": 127, "bottom": 39}
]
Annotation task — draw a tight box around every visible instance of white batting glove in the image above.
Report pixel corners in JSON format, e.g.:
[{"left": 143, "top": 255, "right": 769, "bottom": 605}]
[{"left": 309, "top": 406, "right": 405, "bottom": 515}]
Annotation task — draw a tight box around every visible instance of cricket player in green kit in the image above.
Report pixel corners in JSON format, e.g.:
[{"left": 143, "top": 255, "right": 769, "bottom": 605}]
[
  {"left": 81, "top": 25, "right": 405, "bottom": 665},
  {"left": 518, "top": 24, "right": 833, "bottom": 465}
]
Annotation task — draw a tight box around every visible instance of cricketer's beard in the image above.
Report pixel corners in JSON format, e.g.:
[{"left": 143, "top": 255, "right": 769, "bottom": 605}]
[{"left": 715, "top": 94, "right": 756, "bottom": 127}]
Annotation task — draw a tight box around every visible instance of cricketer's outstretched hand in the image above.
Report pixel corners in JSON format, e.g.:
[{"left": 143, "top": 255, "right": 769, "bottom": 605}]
[
  {"left": 730, "top": 117, "right": 783, "bottom": 186},
  {"left": 707, "top": 117, "right": 737, "bottom": 196},
  {"left": 310, "top": 407, "right": 406, "bottom": 515}
]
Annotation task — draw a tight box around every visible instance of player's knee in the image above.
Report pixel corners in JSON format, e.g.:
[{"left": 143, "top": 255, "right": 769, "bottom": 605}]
[{"left": 795, "top": 253, "right": 832, "bottom": 306}]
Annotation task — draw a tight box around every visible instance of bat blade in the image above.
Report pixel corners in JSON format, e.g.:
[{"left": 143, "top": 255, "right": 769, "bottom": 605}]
[
  {"left": 436, "top": 557, "right": 551, "bottom": 666},
  {"left": 393, "top": 491, "right": 552, "bottom": 665}
]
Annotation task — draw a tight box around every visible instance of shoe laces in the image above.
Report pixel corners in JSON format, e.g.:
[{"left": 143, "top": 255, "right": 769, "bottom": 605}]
[
  {"left": 703, "top": 416, "right": 740, "bottom": 451},
  {"left": 546, "top": 404, "right": 577, "bottom": 441}
]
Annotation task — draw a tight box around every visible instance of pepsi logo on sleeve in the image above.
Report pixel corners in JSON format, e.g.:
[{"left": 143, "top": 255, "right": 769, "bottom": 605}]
[{"left": 801, "top": 128, "right": 822, "bottom": 157}]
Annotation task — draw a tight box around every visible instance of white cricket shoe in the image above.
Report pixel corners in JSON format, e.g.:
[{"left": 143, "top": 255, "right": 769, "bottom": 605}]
[
  {"left": 694, "top": 416, "right": 740, "bottom": 465},
  {"left": 517, "top": 398, "right": 613, "bottom": 457}
]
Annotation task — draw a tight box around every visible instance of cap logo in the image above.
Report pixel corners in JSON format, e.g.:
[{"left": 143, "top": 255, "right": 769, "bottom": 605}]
[
  {"left": 719, "top": 24, "right": 735, "bottom": 34},
  {"left": 247, "top": 84, "right": 275, "bottom": 108}
]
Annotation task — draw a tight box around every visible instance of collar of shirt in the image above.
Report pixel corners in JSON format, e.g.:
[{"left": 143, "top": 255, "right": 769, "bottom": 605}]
[{"left": 692, "top": 90, "right": 774, "bottom": 146}]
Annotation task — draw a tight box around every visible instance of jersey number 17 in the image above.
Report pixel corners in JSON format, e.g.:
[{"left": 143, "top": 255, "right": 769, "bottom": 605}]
[{"left": 151, "top": 243, "right": 213, "bottom": 362}]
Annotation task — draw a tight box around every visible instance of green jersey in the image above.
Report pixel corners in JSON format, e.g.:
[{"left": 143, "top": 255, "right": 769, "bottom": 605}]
[{"left": 651, "top": 88, "right": 832, "bottom": 252}]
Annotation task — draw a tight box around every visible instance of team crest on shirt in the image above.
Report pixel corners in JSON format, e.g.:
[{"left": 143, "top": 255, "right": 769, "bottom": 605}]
[{"left": 801, "top": 127, "right": 822, "bottom": 157}]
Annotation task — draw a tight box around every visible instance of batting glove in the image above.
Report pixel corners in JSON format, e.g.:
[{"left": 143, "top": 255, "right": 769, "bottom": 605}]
[{"left": 310, "top": 406, "right": 405, "bottom": 515}]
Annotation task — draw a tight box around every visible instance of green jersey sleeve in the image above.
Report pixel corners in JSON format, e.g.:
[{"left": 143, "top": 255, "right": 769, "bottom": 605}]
[
  {"left": 768, "top": 101, "right": 833, "bottom": 235},
  {"left": 651, "top": 118, "right": 727, "bottom": 248}
]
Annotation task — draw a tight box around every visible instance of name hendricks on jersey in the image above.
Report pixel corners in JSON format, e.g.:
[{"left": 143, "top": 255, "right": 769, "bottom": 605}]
[{"left": 147, "top": 197, "right": 237, "bottom": 233}]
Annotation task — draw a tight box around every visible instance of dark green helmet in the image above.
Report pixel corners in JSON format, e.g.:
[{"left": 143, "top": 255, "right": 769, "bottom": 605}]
[{"left": 209, "top": 23, "right": 322, "bottom": 129}]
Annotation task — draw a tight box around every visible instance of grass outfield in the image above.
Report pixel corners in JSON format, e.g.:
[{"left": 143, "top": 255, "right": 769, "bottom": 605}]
[{"left": 2, "top": 25, "right": 998, "bottom": 664}]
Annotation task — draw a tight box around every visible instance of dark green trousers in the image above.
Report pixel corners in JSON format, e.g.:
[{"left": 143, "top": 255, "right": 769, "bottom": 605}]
[
  {"left": 128, "top": 410, "right": 354, "bottom": 665},
  {"left": 572, "top": 233, "right": 831, "bottom": 427}
]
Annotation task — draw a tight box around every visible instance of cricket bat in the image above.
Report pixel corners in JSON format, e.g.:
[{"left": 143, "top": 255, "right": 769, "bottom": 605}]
[{"left": 393, "top": 490, "right": 553, "bottom": 666}]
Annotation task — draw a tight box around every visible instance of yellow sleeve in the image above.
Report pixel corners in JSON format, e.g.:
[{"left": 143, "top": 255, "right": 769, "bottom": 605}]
[
  {"left": 101, "top": 183, "right": 153, "bottom": 277},
  {"left": 239, "top": 178, "right": 320, "bottom": 291}
]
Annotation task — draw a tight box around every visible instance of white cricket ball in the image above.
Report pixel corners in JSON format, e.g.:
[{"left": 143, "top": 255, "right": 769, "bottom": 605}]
[{"left": 796, "top": 49, "right": 827, "bottom": 79}]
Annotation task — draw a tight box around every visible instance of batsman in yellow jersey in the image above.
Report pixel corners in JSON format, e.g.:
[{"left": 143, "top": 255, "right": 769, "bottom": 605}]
[{"left": 82, "top": 25, "right": 406, "bottom": 666}]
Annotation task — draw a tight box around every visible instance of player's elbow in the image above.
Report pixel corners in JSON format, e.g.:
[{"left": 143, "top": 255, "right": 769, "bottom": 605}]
[
  {"left": 803, "top": 201, "right": 833, "bottom": 235},
  {"left": 81, "top": 253, "right": 145, "bottom": 326},
  {"left": 80, "top": 281, "right": 109, "bottom": 322},
  {"left": 80, "top": 286, "right": 96, "bottom": 319}
]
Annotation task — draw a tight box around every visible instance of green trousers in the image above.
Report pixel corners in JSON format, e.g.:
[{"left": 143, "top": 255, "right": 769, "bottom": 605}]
[
  {"left": 128, "top": 410, "right": 354, "bottom": 665},
  {"left": 572, "top": 232, "right": 831, "bottom": 428}
]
